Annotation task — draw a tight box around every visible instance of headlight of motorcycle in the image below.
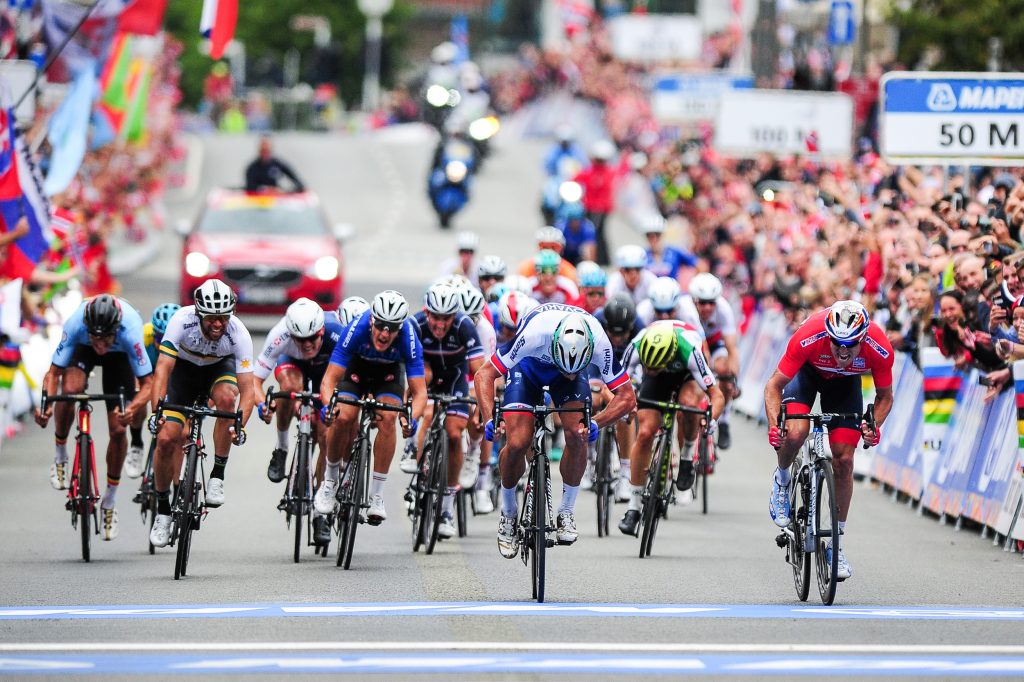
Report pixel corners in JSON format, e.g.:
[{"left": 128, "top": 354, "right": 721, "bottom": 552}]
[
  {"left": 468, "top": 116, "right": 500, "bottom": 141},
  {"left": 426, "top": 84, "right": 450, "bottom": 108},
  {"left": 559, "top": 181, "right": 583, "bottom": 204},
  {"left": 310, "top": 256, "right": 340, "bottom": 281},
  {"left": 445, "top": 160, "right": 468, "bottom": 183},
  {"left": 185, "top": 251, "right": 212, "bottom": 278}
]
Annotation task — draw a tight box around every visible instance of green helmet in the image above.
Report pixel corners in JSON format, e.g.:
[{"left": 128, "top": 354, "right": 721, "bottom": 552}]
[
  {"left": 636, "top": 321, "right": 677, "bottom": 370},
  {"left": 534, "top": 249, "right": 561, "bottom": 274}
]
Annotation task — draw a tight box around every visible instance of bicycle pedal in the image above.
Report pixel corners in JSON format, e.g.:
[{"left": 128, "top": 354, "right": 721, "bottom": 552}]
[
  {"left": 775, "top": 533, "right": 788, "bottom": 548},
  {"left": 132, "top": 492, "right": 143, "bottom": 504}
]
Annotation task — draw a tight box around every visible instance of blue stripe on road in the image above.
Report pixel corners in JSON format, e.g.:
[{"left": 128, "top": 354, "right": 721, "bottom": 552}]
[
  {"left": 3, "top": 653, "right": 1024, "bottom": 676},
  {"left": 2, "top": 603, "right": 1024, "bottom": 621}
]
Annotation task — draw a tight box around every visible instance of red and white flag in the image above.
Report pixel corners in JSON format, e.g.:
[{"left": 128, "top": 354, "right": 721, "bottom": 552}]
[
  {"left": 200, "top": 0, "right": 238, "bottom": 61},
  {"left": 805, "top": 130, "right": 819, "bottom": 154}
]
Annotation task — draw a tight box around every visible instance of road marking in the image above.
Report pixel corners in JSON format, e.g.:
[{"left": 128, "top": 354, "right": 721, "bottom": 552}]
[
  {"left": 2, "top": 652, "right": 1024, "bottom": 675},
  {"left": 2, "top": 602, "right": 1024, "bottom": 622}
]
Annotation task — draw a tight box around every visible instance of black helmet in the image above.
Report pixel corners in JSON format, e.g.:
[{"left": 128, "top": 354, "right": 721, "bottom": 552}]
[
  {"left": 602, "top": 293, "right": 636, "bottom": 335},
  {"left": 84, "top": 295, "right": 123, "bottom": 336}
]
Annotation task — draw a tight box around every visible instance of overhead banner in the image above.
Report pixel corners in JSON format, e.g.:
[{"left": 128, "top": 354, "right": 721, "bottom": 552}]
[
  {"left": 881, "top": 72, "right": 1024, "bottom": 166},
  {"left": 606, "top": 14, "right": 702, "bottom": 63},
  {"left": 651, "top": 72, "right": 754, "bottom": 124},
  {"left": 714, "top": 90, "right": 854, "bottom": 158}
]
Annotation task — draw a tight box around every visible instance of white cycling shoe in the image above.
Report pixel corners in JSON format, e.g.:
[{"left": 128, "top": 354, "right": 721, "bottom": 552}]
[
  {"left": 205, "top": 478, "right": 225, "bottom": 508},
  {"left": 314, "top": 479, "right": 339, "bottom": 515},
  {"left": 123, "top": 445, "right": 145, "bottom": 479},
  {"left": 150, "top": 514, "right": 172, "bottom": 548}
]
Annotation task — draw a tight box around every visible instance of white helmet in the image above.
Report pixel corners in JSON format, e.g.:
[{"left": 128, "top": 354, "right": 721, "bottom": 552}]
[
  {"left": 285, "top": 298, "right": 325, "bottom": 338},
  {"left": 649, "top": 277, "right": 680, "bottom": 312},
  {"left": 456, "top": 231, "right": 479, "bottom": 252},
  {"left": 193, "top": 279, "right": 236, "bottom": 315},
  {"left": 825, "top": 300, "right": 870, "bottom": 347},
  {"left": 477, "top": 255, "right": 507, "bottom": 279},
  {"left": 498, "top": 291, "right": 538, "bottom": 329},
  {"left": 641, "top": 213, "right": 666, "bottom": 234},
  {"left": 436, "top": 273, "right": 472, "bottom": 290},
  {"left": 615, "top": 244, "right": 647, "bottom": 270},
  {"left": 460, "top": 68, "right": 482, "bottom": 91},
  {"left": 689, "top": 273, "right": 723, "bottom": 302},
  {"left": 551, "top": 312, "right": 594, "bottom": 375},
  {"left": 590, "top": 139, "right": 616, "bottom": 161},
  {"left": 458, "top": 285, "right": 486, "bottom": 317},
  {"left": 504, "top": 274, "right": 534, "bottom": 295},
  {"left": 431, "top": 41, "right": 458, "bottom": 64},
  {"left": 371, "top": 290, "right": 409, "bottom": 325},
  {"left": 337, "top": 296, "right": 369, "bottom": 326},
  {"left": 535, "top": 226, "right": 566, "bottom": 247},
  {"left": 424, "top": 283, "right": 461, "bottom": 315}
]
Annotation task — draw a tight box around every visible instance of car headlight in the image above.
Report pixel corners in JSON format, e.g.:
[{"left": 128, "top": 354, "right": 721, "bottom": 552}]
[
  {"left": 426, "top": 84, "right": 450, "bottom": 107},
  {"left": 445, "top": 160, "right": 468, "bottom": 183},
  {"left": 310, "top": 256, "right": 340, "bottom": 281},
  {"left": 559, "top": 181, "right": 583, "bottom": 204},
  {"left": 468, "top": 116, "right": 500, "bottom": 141},
  {"left": 185, "top": 251, "right": 212, "bottom": 278}
]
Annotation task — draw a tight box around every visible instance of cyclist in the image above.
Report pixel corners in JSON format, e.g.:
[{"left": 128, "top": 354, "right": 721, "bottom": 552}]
[
  {"left": 517, "top": 228, "right": 578, "bottom": 281},
  {"left": 636, "top": 276, "right": 702, "bottom": 329},
  {"left": 764, "top": 300, "right": 892, "bottom": 581},
  {"left": 148, "top": 279, "right": 256, "bottom": 548},
  {"left": 530, "top": 249, "right": 580, "bottom": 305},
  {"left": 438, "top": 231, "right": 480, "bottom": 286},
  {"left": 495, "top": 290, "right": 538, "bottom": 344},
  {"left": 678, "top": 274, "right": 740, "bottom": 449},
  {"left": 253, "top": 298, "right": 344, "bottom": 547},
  {"left": 35, "top": 294, "right": 155, "bottom": 542},
  {"left": 401, "top": 283, "right": 484, "bottom": 538},
  {"left": 458, "top": 284, "right": 497, "bottom": 514},
  {"left": 618, "top": 319, "right": 724, "bottom": 536},
  {"left": 315, "top": 290, "right": 427, "bottom": 525},
  {"left": 555, "top": 201, "right": 597, "bottom": 266},
  {"left": 593, "top": 293, "right": 643, "bottom": 501},
  {"left": 476, "top": 255, "right": 507, "bottom": 300},
  {"left": 123, "top": 302, "right": 179, "bottom": 479},
  {"left": 606, "top": 244, "right": 657, "bottom": 307},
  {"left": 475, "top": 304, "right": 637, "bottom": 558},
  {"left": 642, "top": 214, "right": 697, "bottom": 281},
  {"left": 573, "top": 261, "right": 606, "bottom": 313},
  {"left": 338, "top": 296, "right": 370, "bottom": 328}
]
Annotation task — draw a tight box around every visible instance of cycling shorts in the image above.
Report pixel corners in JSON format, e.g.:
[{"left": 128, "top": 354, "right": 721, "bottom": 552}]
[
  {"left": 637, "top": 369, "right": 692, "bottom": 407},
  {"left": 336, "top": 356, "right": 405, "bottom": 403},
  {"left": 165, "top": 357, "right": 237, "bottom": 425},
  {"left": 64, "top": 346, "right": 139, "bottom": 412},
  {"left": 502, "top": 367, "right": 589, "bottom": 411},
  {"left": 428, "top": 370, "right": 471, "bottom": 419},
  {"left": 275, "top": 356, "right": 330, "bottom": 394},
  {"left": 781, "top": 364, "right": 862, "bottom": 445}
]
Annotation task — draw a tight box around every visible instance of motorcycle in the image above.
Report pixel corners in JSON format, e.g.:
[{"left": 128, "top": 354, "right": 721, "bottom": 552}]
[
  {"left": 422, "top": 83, "right": 461, "bottom": 132},
  {"left": 428, "top": 136, "right": 476, "bottom": 229},
  {"left": 541, "top": 155, "right": 583, "bottom": 224}
]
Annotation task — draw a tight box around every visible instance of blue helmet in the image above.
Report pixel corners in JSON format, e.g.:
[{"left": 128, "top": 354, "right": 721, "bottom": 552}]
[
  {"left": 151, "top": 303, "right": 180, "bottom": 335},
  {"left": 577, "top": 261, "right": 606, "bottom": 289},
  {"left": 558, "top": 201, "right": 585, "bottom": 221}
]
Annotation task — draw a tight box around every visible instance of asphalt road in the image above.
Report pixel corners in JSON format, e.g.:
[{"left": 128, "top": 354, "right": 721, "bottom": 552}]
[{"left": 2, "top": 117, "right": 1024, "bottom": 680}]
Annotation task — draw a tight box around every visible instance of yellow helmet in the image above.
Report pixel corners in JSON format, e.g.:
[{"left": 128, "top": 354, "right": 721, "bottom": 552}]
[{"left": 636, "top": 321, "right": 677, "bottom": 370}]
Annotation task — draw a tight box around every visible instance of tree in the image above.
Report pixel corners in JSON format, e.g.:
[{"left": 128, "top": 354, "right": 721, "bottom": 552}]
[{"left": 889, "top": 0, "right": 1024, "bottom": 71}]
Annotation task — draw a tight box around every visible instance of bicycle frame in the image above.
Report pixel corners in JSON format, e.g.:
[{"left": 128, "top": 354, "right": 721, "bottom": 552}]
[{"left": 269, "top": 387, "right": 320, "bottom": 560}]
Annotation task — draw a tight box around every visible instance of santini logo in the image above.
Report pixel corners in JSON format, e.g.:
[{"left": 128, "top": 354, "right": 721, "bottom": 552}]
[{"left": 927, "top": 82, "right": 1024, "bottom": 112}]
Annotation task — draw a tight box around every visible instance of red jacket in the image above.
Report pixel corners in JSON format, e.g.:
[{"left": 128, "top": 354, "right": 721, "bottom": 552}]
[{"left": 574, "top": 162, "right": 616, "bottom": 214}]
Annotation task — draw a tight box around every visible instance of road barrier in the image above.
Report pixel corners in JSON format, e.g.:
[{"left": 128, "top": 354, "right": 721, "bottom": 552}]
[{"left": 734, "top": 311, "right": 1024, "bottom": 548}]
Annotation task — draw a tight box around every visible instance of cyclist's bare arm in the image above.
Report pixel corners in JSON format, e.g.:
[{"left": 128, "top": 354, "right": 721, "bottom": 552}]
[
  {"left": 236, "top": 371, "right": 256, "bottom": 426},
  {"left": 473, "top": 362, "right": 501, "bottom": 424},
  {"left": 707, "top": 383, "right": 725, "bottom": 421},
  {"left": 151, "top": 354, "right": 176, "bottom": 413},
  {"left": 724, "top": 333, "right": 740, "bottom": 377},
  {"left": 320, "top": 363, "right": 345, "bottom": 410},
  {"left": 763, "top": 370, "right": 792, "bottom": 428},
  {"left": 594, "top": 381, "right": 636, "bottom": 429},
  {"left": 872, "top": 385, "right": 893, "bottom": 426}
]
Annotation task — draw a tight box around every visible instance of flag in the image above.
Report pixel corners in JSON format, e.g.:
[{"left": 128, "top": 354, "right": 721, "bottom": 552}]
[
  {"left": 200, "top": 0, "right": 237, "bottom": 61},
  {"left": 116, "top": 0, "right": 167, "bottom": 36},
  {"left": 44, "top": 64, "right": 97, "bottom": 196},
  {"left": 805, "top": 130, "right": 819, "bottom": 154},
  {"left": 0, "top": 105, "right": 53, "bottom": 280},
  {"left": 123, "top": 59, "right": 151, "bottom": 143},
  {"left": 96, "top": 31, "right": 131, "bottom": 135},
  {"left": 41, "top": 0, "right": 131, "bottom": 81}
]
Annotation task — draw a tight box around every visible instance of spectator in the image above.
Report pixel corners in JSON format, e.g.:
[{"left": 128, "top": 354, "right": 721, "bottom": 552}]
[{"left": 574, "top": 140, "right": 618, "bottom": 265}]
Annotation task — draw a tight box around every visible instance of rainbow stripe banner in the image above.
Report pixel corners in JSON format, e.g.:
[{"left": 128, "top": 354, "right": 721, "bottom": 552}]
[{"left": 919, "top": 348, "right": 959, "bottom": 509}]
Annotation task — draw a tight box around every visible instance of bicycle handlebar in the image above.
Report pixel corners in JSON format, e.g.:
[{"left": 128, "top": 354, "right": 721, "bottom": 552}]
[
  {"left": 777, "top": 402, "right": 877, "bottom": 441},
  {"left": 638, "top": 397, "right": 709, "bottom": 417},
  {"left": 41, "top": 388, "right": 127, "bottom": 414},
  {"left": 157, "top": 399, "right": 242, "bottom": 423},
  {"left": 427, "top": 392, "right": 477, "bottom": 406},
  {"left": 267, "top": 388, "right": 320, "bottom": 404},
  {"left": 495, "top": 401, "right": 592, "bottom": 429},
  {"left": 323, "top": 391, "right": 412, "bottom": 427}
]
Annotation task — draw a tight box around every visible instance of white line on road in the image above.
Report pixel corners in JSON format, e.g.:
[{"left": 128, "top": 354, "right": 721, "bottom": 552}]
[{"left": 3, "top": 642, "right": 1024, "bottom": 655}]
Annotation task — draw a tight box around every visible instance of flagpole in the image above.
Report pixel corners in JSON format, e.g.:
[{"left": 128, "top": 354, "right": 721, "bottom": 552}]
[{"left": 12, "top": 0, "right": 105, "bottom": 113}]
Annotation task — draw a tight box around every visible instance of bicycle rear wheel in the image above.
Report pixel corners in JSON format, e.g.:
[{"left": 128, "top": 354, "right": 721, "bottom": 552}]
[
  {"left": 531, "top": 455, "right": 547, "bottom": 603},
  {"left": 595, "top": 427, "right": 612, "bottom": 537},
  {"left": 790, "top": 466, "right": 811, "bottom": 602},
  {"left": 77, "top": 433, "right": 93, "bottom": 563},
  {"left": 814, "top": 459, "right": 840, "bottom": 605},
  {"left": 639, "top": 434, "right": 668, "bottom": 558},
  {"left": 292, "top": 436, "right": 310, "bottom": 564},
  {"left": 337, "top": 437, "right": 368, "bottom": 570},
  {"left": 174, "top": 444, "right": 199, "bottom": 580},
  {"left": 425, "top": 436, "right": 448, "bottom": 555}
]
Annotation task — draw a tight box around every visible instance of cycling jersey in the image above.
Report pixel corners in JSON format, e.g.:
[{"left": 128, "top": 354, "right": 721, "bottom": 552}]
[
  {"left": 606, "top": 269, "right": 658, "bottom": 307},
  {"left": 52, "top": 298, "right": 152, "bottom": 378},
  {"left": 143, "top": 322, "right": 160, "bottom": 367},
  {"left": 636, "top": 298, "right": 703, "bottom": 331},
  {"left": 623, "top": 320, "right": 716, "bottom": 389},
  {"left": 777, "top": 309, "right": 895, "bottom": 388},
  {"left": 490, "top": 303, "right": 628, "bottom": 390},
  {"left": 158, "top": 306, "right": 254, "bottom": 373},
  {"left": 412, "top": 310, "right": 484, "bottom": 375},
  {"left": 329, "top": 311, "right": 424, "bottom": 378},
  {"left": 475, "top": 314, "right": 496, "bottom": 357},
  {"left": 646, "top": 246, "right": 696, "bottom": 279},
  {"left": 530, "top": 275, "right": 580, "bottom": 305},
  {"left": 255, "top": 311, "right": 344, "bottom": 381},
  {"left": 593, "top": 307, "right": 645, "bottom": 360},
  {"left": 677, "top": 295, "right": 737, "bottom": 346}
]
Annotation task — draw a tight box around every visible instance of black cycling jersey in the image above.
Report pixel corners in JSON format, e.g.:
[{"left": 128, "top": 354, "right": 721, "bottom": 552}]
[{"left": 412, "top": 311, "right": 484, "bottom": 376}]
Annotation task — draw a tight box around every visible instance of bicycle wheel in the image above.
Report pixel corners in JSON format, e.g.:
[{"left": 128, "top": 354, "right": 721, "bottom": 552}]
[
  {"left": 456, "top": 489, "right": 468, "bottom": 537},
  {"left": 174, "top": 444, "right": 199, "bottom": 580},
  {"left": 814, "top": 459, "right": 840, "bottom": 605},
  {"left": 411, "top": 434, "right": 433, "bottom": 553},
  {"left": 293, "top": 435, "right": 310, "bottom": 564},
  {"left": 532, "top": 454, "right": 548, "bottom": 603},
  {"left": 425, "top": 436, "right": 448, "bottom": 555},
  {"left": 77, "top": 433, "right": 92, "bottom": 563},
  {"left": 639, "top": 434, "right": 668, "bottom": 558},
  {"left": 338, "top": 437, "right": 368, "bottom": 570},
  {"left": 143, "top": 439, "right": 158, "bottom": 555},
  {"left": 594, "top": 427, "right": 612, "bottom": 538},
  {"left": 790, "top": 465, "right": 811, "bottom": 602},
  {"left": 699, "top": 435, "right": 710, "bottom": 515}
]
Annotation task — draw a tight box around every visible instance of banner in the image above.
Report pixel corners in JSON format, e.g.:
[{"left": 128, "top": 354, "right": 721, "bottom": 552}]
[
  {"left": 960, "top": 384, "right": 1018, "bottom": 529},
  {"left": 920, "top": 347, "right": 958, "bottom": 500},
  {"left": 733, "top": 309, "right": 788, "bottom": 421},
  {"left": 922, "top": 368, "right": 986, "bottom": 517},
  {"left": 867, "top": 352, "right": 924, "bottom": 494}
]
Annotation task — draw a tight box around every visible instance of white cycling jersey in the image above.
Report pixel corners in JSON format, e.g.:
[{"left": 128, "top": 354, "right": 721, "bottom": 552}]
[
  {"left": 159, "top": 305, "right": 254, "bottom": 373},
  {"left": 636, "top": 298, "right": 704, "bottom": 332},
  {"left": 677, "top": 295, "right": 737, "bottom": 346},
  {"left": 606, "top": 269, "right": 658, "bottom": 307}
]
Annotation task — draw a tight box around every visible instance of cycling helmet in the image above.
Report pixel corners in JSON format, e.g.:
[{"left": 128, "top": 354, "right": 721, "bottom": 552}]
[
  {"left": 688, "top": 273, "right": 723, "bottom": 302},
  {"left": 577, "top": 261, "right": 607, "bottom": 289},
  {"left": 641, "top": 213, "right": 666, "bottom": 235},
  {"left": 477, "top": 255, "right": 507, "bottom": 279},
  {"left": 458, "top": 285, "right": 486, "bottom": 317},
  {"left": 436, "top": 273, "right": 472, "bottom": 291},
  {"left": 636, "top": 321, "right": 678, "bottom": 370},
  {"left": 285, "top": 298, "right": 325, "bottom": 338},
  {"left": 371, "top": 290, "right": 409, "bottom": 325},
  {"left": 555, "top": 124, "right": 574, "bottom": 143},
  {"left": 150, "top": 303, "right": 180, "bottom": 336},
  {"left": 83, "top": 294, "right": 122, "bottom": 336},
  {"left": 649, "top": 277, "right": 681, "bottom": 312},
  {"left": 456, "top": 231, "right": 479, "bottom": 252},
  {"left": 193, "top": 279, "right": 236, "bottom": 315},
  {"left": 825, "top": 300, "right": 870, "bottom": 347},
  {"left": 504, "top": 274, "right": 534, "bottom": 295},
  {"left": 431, "top": 41, "right": 457, "bottom": 65},
  {"left": 337, "top": 296, "right": 369, "bottom": 326},
  {"left": 602, "top": 294, "right": 636, "bottom": 335},
  {"left": 498, "top": 291, "right": 538, "bottom": 329},
  {"left": 486, "top": 282, "right": 511, "bottom": 304},
  {"left": 615, "top": 244, "right": 647, "bottom": 270},
  {"left": 535, "top": 226, "right": 566, "bottom": 247},
  {"left": 551, "top": 312, "right": 594, "bottom": 375},
  {"left": 424, "top": 283, "right": 461, "bottom": 315},
  {"left": 558, "top": 201, "right": 585, "bottom": 221},
  {"left": 590, "top": 139, "right": 616, "bottom": 161},
  {"left": 534, "top": 249, "right": 561, "bottom": 274}
]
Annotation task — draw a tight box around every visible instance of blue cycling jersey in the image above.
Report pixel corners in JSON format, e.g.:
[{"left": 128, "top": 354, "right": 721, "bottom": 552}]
[
  {"left": 412, "top": 311, "right": 483, "bottom": 376},
  {"left": 646, "top": 246, "right": 697, "bottom": 279},
  {"left": 53, "top": 298, "right": 153, "bottom": 377},
  {"left": 329, "top": 311, "right": 424, "bottom": 378},
  {"left": 556, "top": 218, "right": 597, "bottom": 263}
]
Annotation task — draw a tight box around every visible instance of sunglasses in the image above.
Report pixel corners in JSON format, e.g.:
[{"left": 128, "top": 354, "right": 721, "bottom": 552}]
[
  {"left": 372, "top": 319, "right": 402, "bottom": 333},
  {"left": 695, "top": 299, "right": 716, "bottom": 306},
  {"left": 830, "top": 339, "right": 861, "bottom": 349},
  {"left": 200, "top": 314, "right": 230, "bottom": 324},
  {"left": 426, "top": 311, "right": 455, "bottom": 322},
  {"left": 294, "top": 332, "right": 321, "bottom": 344},
  {"left": 538, "top": 267, "right": 559, "bottom": 275}
]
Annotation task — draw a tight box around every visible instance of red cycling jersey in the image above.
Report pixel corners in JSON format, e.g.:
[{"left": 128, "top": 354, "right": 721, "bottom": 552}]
[{"left": 777, "top": 309, "right": 895, "bottom": 389}]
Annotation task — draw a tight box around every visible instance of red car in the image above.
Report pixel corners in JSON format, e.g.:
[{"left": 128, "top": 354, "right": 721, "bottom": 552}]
[{"left": 179, "top": 190, "right": 345, "bottom": 314}]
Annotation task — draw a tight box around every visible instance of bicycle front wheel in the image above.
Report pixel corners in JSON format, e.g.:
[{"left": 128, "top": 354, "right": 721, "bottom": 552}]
[
  {"left": 790, "top": 466, "right": 811, "bottom": 602},
  {"left": 814, "top": 459, "right": 840, "bottom": 605},
  {"left": 293, "top": 436, "right": 310, "bottom": 564},
  {"left": 532, "top": 455, "right": 548, "bottom": 603},
  {"left": 595, "top": 427, "right": 612, "bottom": 537},
  {"left": 639, "top": 434, "right": 668, "bottom": 558},
  {"left": 338, "top": 437, "right": 368, "bottom": 570},
  {"left": 174, "top": 444, "right": 199, "bottom": 580},
  {"left": 456, "top": 488, "right": 468, "bottom": 537},
  {"left": 76, "top": 433, "right": 93, "bottom": 562},
  {"left": 143, "top": 439, "right": 158, "bottom": 555},
  {"left": 425, "top": 436, "right": 448, "bottom": 555},
  {"left": 698, "top": 435, "right": 711, "bottom": 515}
]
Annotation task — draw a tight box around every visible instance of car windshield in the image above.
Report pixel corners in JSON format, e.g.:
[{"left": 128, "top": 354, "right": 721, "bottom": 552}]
[{"left": 199, "top": 203, "right": 325, "bottom": 236}]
